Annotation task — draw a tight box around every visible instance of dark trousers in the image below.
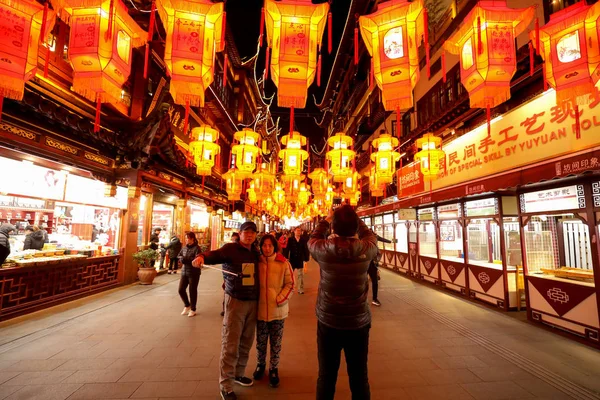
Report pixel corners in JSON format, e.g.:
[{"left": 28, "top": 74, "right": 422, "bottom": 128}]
[
  {"left": 256, "top": 319, "right": 285, "bottom": 369},
  {"left": 368, "top": 266, "right": 378, "bottom": 301},
  {"left": 316, "top": 321, "right": 370, "bottom": 400},
  {"left": 168, "top": 257, "right": 178, "bottom": 271},
  {"left": 178, "top": 273, "right": 200, "bottom": 311}
]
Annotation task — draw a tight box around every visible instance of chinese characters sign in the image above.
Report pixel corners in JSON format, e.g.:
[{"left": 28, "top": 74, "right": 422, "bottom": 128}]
[
  {"left": 520, "top": 185, "right": 584, "bottom": 213},
  {"left": 398, "top": 162, "right": 424, "bottom": 197}
]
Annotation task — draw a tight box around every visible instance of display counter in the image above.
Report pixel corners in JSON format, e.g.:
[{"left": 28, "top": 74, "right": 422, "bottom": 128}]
[{"left": 0, "top": 254, "right": 121, "bottom": 320}]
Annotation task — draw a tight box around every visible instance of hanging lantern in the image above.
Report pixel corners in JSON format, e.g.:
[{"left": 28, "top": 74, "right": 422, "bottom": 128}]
[
  {"left": 262, "top": 196, "right": 274, "bottom": 212},
  {"left": 155, "top": 0, "right": 224, "bottom": 108},
  {"left": 297, "top": 182, "right": 311, "bottom": 207},
  {"left": 308, "top": 167, "right": 328, "bottom": 196},
  {"left": 279, "top": 131, "right": 308, "bottom": 176},
  {"left": 366, "top": 165, "right": 386, "bottom": 197},
  {"left": 326, "top": 132, "right": 356, "bottom": 183},
  {"left": 272, "top": 181, "right": 286, "bottom": 204},
  {"left": 343, "top": 170, "right": 361, "bottom": 194},
  {"left": 0, "top": 0, "right": 54, "bottom": 105},
  {"left": 252, "top": 163, "right": 276, "bottom": 201},
  {"left": 231, "top": 128, "right": 261, "bottom": 178},
  {"left": 62, "top": 0, "right": 146, "bottom": 131},
  {"left": 281, "top": 174, "right": 304, "bottom": 196},
  {"left": 247, "top": 182, "right": 257, "bottom": 204},
  {"left": 264, "top": 0, "right": 329, "bottom": 108},
  {"left": 189, "top": 125, "right": 220, "bottom": 176},
  {"left": 531, "top": 2, "right": 596, "bottom": 108},
  {"left": 344, "top": 190, "right": 361, "bottom": 206},
  {"left": 359, "top": 0, "right": 426, "bottom": 112},
  {"left": 414, "top": 133, "right": 445, "bottom": 180},
  {"left": 223, "top": 169, "right": 243, "bottom": 201},
  {"left": 371, "top": 134, "right": 400, "bottom": 184},
  {"left": 324, "top": 185, "right": 335, "bottom": 206},
  {"left": 444, "top": 1, "right": 535, "bottom": 110}
]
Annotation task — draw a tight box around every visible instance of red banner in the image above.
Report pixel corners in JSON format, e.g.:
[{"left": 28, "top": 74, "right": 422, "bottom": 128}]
[{"left": 398, "top": 163, "right": 425, "bottom": 197}]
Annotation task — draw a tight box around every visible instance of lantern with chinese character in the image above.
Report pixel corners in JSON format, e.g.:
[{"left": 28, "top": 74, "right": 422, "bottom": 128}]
[
  {"left": 279, "top": 132, "right": 308, "bottom": 176},
  {"left": 0, "top": 0, "right": 55, "bottom": 105},
  {"left": 444, "top": 1, "right": 535, "bottom": 111},
  {"left": 189, "top": 125, "right": 220, "bottom": 176},
  {"left": 232, "top": 128, "right": 261, "bottom": 178},
  {"left": 359, "top": 0, "right": 426, "bottom": 113},
  {"left": 371, "top": 134, "right": 400, "bottom": 184},
  {"left": 308, "top": 167, "right": 328, "bottom": 196},
  {"left": 531, "top": 2, "right": 596, "bottom": 108},
  {"left": 61, "top": 0, "right": 146, "bottom": 131},
  {"left": 264, "top": 0, "right": 329, "bottom": 109},
  {"left": 414, "top": 133, "right": 445, "bottom": 180},
  {"left": 326, "top": 132, "right": 356, "bottom": 182},
  {"left": 155, "top": 0, "right": 224, "bottom": 118},
  {"left": 223, "top": 169, "right": 243, "bottom": 201}
]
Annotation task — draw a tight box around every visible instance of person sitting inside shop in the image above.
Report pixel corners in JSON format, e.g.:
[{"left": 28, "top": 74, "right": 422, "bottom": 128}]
[
  {"left": 0, "top": 224, "right": 16, "bottom": 255},
  {"left": 23, "top": 225, "right": 45, "bottom": 251}
]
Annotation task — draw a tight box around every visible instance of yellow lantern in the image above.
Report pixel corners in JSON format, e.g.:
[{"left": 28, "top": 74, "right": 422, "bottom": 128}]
[
  {"left": 189, "top": 126, "right": 220, "bottom": 176},
  {"left": 366, "top": 165, "right": 386, "bottom": 197},
  {"left": 343, "top": 170, "right": 361, "bottom": 194},
  {"left": 272, "top": 182, "right": 286, "bottom": 204},
  {"left": 297, "top": 182, "right": 311, "bottom": 207},
  {"left": 371, "top": 134, "right": 400, "bottom": 184},
  {"left": 155, "top": 0, "right": 224, "bottom": 108},
  {"left": 281, "top": 174, "right": 304, "bottom": 196},
  {"left": 262, "top": 196, "right": 274, "bottom": 212},
  {"left": 252, "top": 163, "right": 276, "bottom": 201},
  {"left": 414, "top": 133, "right": 445, "bottom": 180},
  {"left": 223, "top": 169, "right": 243, "bottom": 201},
  {"left": 344, "top": 190, "right": 361, "bottom": 206},
  {"left": 326, "top": 132, "right": 356, "bottom": 182},
  {"left": 324, "top": 185, "right": 335, "bottom": 206},
  {"left": 359, "top": 0, "right": 425, "bottom": 111},
  {"left": 279, "top": 132, "right": 308, "bottom": 176},
  {"left": 264, "top": 0, "right": 329, "bottom": 108},
  {"left": 308, "top": 168, "right": 328, "bottom": 196},
  {"left": 232, "top": 128, "right": 261, "bottom": 178}
]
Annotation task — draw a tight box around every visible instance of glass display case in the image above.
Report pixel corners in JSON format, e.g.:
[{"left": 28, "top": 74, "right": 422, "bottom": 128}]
[
  {"left": 395, "top": 221, "right": 408, "bottom": 253},
  {"left": 466, "top": 218, "right": 502, "bottom": 269},
  {"left": 383, "top": 212, "right": 395, "bottom": 250},
  {"left": 373, "top": 215, "right": 384, "bottom": 250},
  {"left": 418, "top": 207, "right": 437, "bottom": 257},
  {"left": 437, "top": 204, "right": 463, "bottom": 263}
]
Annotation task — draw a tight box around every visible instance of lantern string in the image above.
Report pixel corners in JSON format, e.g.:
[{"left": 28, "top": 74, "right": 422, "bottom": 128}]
[
  {"left": 40, "top": 2, "right": 49, "bottom": 49},
  {"left": 396, "top": 106, "right": 401, "bottom": 140},
  {"left": 202, "top": 175, "right": 205, "bottom": 190},
  {"left": 317, "top": 47, "right": 322, "bottom": 87},
  {"left": 424, "top": 8, "right": 430, "bottom": 79},
  {"left": 529, "top": 42, "right": 534, "bottom": 77},
  {"left": 442, "top": 52, "right": 446, "bottom": 83},
  {"left": 477, "top": 16, "right": 482, "bottom": 55},
  {"left": 183, "top": 100, "right": 190, "bottom": 137},
  {"left": 328, "top": 9, "right": 333, "bottom": 54},
  {"left": 307, "top": 138, "right": 310, "bottom": 174},
  {"left": 143, "top": 0, "right": 156, "bottom": 79},
  {"left": 574, "top": 105, "right": 581, "bottom": 139},
  {"left": 259, "top": 6, "right": 265, "bottom": 47},
  {"left": 535, "top": 18, "right": 540, "bottom": 56},
  {"left": 223, "top": 53, "right": 228, "bottom": 89},
  {"left": 353, "top": 23, "right": 359, "bottom": 66},
  {"left": 290, "top": 106, "right": 294, "bottom": 137},
  {"left": 44, "top": 45, "right": 51, "bottom": 78},
  {"left": 221, "top": 0, "right": 227, "bottom": 47}
]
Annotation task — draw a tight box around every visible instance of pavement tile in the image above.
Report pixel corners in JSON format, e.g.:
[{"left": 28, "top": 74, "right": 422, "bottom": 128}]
[
  {"left": 68, "top": 383, "right": 143, "bottom": 399},
  {"left": 461, "top": 381, "right": 536, "bottom": 400},
  {"left": 109, "top": 358, "right": 165, "bottom": 370},
  {"left": 1, "top": 359, "right": 67, "bottom": 372},
  {"left": 4, "top": 383, "right": 82, "bottom": 400},
  {"left": 469, "top": 366, "right": 536, "bottom": 382},
  {"left": 0, "top": 373, "right": 20, "bottom": 386},
  {"left": 3, "top": 370, "right": 74, "bottom": 386},
  {"left": 172, "top": 367, "right": 215, "bottom": 381},
  {"left": 118, "top": 368, "right": 181, "bottom": 382},
  {"left": 131, "top": 381, "right": 198, "bottom": 398},
  {"left": 432, "top": 356, "right": 489, "bottom": 370},
  {"left": 56, "top": 358, "right": 117, "bottom": 370},
  {"left": 419, "top": 368, "right": 482, "bottom": 385},
  {"left": 514, "top": 378, "right": 574, "bottom": 400},
  {"left": 404, "top": 383, "right": 476, "bottom": 399},
  {"left": 62, "top": 369, "right": 128, "bottom": 384},
  {"left": 0, "top": 385, "right": 22, "bottom": 400}
]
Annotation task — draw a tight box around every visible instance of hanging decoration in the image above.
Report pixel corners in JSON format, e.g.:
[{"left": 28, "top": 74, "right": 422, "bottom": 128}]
[
  {"left": 342, "top": 170, "right": 361, "bottom": 206},
  {"left": 155, "top": 0, "right": 224, "bottom": 133},
  {"left": 308, "top": 167, "right": 328, "bottom": 197},
  {"left": 272, "top": 181, "right": 286, "bottom": 204},
  {"left": 359, "top": 0, "right": 426, "bottom": 112},
  {"left": 0, "top": 0, "right": 55, "bottom": 116},
  {"left": 366, "top": 165, "right": 385, "bottom": 198},
  {"left": 223, "top": 169, "right": 243, "bottom": 201},
  {"left": 246, "top": 182, "right": 257, "bottom": 204},
  {"left": 414, "top": 133, "right": 445, "bottom": 180},
  {"left": 61, "top": 0, "right": 145, "bottom": 132},
  {"left": 231, "top": 128, "right": 261, "bottom": 178},
  {"left": 188, "top": 125, "right": 220, "bottom": 176},
  {"left": 326, "top": 132, "right": 356, "bottom": 182},
  {"left": 371, "top": 133, "right": 400, "bottom": 184},
  {"left": 252, "top": 163, "right": 276, "bottom": 201},
  {"left": 264, "top": 0, "right": 329, "bottom": 109},
  {"left": 444, "top": 1, "right": 535, "bottom": 136},
  {"left": 297, "top": 182, "right": 311, "bottom": 207},
  {"left": 279, "top": 131, "right": 308, "bottom": 176}
]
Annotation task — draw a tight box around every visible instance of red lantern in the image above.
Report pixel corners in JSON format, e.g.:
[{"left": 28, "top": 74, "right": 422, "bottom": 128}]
[{"left": 0, "top": 0, "right": 55, "bottom": 106}]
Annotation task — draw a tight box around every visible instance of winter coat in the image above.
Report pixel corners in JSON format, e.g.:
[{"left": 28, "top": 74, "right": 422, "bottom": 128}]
[
  {"left": 149, "top": 233, "right": 160, "bottom": 250},
  {"left": 24, "top": 230, "right": 45, "bottom": 250},
  {"left": 258, "top": 253, "right": 294, "bottom": 322},
  {"left": 285, "top": 236, "right": 310, "bottom": 269},
  {"left": 0, "top": 224, "right": 15, "bottom": 254},
  {"left": 165, "top": 236, "right": 182, "bottom": 259},
  {"left": 203, "top": 242, "right": 260, "bottom": 301},
  {"left": 177, "top": 243, "right": 202, "bottom": 277},
  {"left": 308, "top": 219, "right": 378, "bottom": 330}
]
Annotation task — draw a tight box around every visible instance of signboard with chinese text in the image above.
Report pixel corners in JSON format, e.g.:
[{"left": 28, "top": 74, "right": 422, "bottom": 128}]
[
  {"left": 418, "top": 207, "right": 435, "bottom": 221},
  {"left": 398, "top": 163, "right": 425, "bottom": 197},
  {"left": 520, "top": 185, "right": 584, "bottom": 214},
  {"left": 398, "top": 208, "right": 417, "bottom": 221},
  {"left": 0, "top": 157, "right": 66, "bottom": 200},
  {"left": 437, "top": 203, "right": 461, "bottom": 219},
  {"left": 465, "top": 198, "right": 498, "bottom": 217}
]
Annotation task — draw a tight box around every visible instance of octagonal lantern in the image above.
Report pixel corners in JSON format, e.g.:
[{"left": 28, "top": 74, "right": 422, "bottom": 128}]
[
  {"left": 189, "top": 125, "right": 220, "bottom": 176},
  {"left": 326, "top": 132, "right": 356, "bottom": 183},
  {"left": 414, "top": 133, "right": 445, "bottom": 181},
  {"left": 223, "top": 169, "right": 243, "bottom": 201},
  {"left": 232, "top": 128, "right": 261, "bottom": 178},
  {"left": 371, "top": 134, "right": 400, "bottom": 184},
  {"left": 308, "top": 167, "right": 328, "bottom": 196},
  {"left": 279, "top": 132, "right": 309, "bottom": 176}
]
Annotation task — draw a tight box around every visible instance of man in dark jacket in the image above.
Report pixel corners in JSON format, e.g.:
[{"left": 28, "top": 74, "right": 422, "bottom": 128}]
[
  {"left": 192, "top": 221, "right": 260, "bottom": 400},
  {"left": 164, "top": 235, "right": 182, "bottom": 274},
  {"left": 308, "top": 205, "right": 377, "bottom": 400},
  {"left": 0, "top": 224, "right": 15, "bottom": 255},
  {"left": 149, "top": 228, "right": 161, "bottom": 267},
  {"left": 369, "top": 233, "right": 393, "bottom": 307},
  {"left": 285, "top": 227, "right": 310, "bottom": 294},
  {"left": 23, "top": 226, "right": 45, "bottom": 250}
]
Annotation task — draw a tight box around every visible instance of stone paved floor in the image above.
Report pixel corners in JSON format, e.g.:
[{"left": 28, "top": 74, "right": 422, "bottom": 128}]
[{"left": 1, "top": 260, "right": 600, "bottom": 400}]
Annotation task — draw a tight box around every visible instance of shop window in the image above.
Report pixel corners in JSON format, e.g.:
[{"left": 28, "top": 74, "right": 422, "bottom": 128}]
[
  {"left": 504, "top": 217, "right": 522, "bottom": 268},
  {"left": 383, "top": 213, "right": 395, "bottom": 250},
  {"left": 137, "top": 194, "right": 148, "bottom": 246},
  {"left": 409, "top": 223, "right": 417, "bottom": 243},
  {"left": 467, "top": 219, "right": 502, "bottom": 268},
  {"left": 374, "top": 224, "right": 384, "bottom": 250},
  {"left": 395, "top": 222, "right": 408, "bottom": 253},
  {"left": 419, "top": 221, "right": 437, "bottom": 257},
  {"left": 439, "top": 220, "right": 463, "bottom": 262}
]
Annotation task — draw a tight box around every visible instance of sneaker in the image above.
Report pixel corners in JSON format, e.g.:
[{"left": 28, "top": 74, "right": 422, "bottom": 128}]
[
  {"left": 372, "top": 299, "right": 381, "bottom": 307},
  {"left": 181, "top": 306, "right": 191, "bottom": 315},
  {"left": 220, "top": 389, "right": 237, "bottom": 400},
  {"left": 269, "top": 368, "right": 279, "bottom": 388},
  {"left": 234, "top": 376, "right": 253, "bottom": 387},
  {"left": 173, "top": 270, "right": 177, "bottom": 274},
  {"left": 188, "top": 310, "right": 196, "bottom": 317},
  {"left": 167, "top": 271, "right": 172, "bottom": 274},
  {"left": 299, "top": 290, "right": 304, "bottom": 294},
  {"left": 253, "top": 364, "right": 266, "bottom": 380}
]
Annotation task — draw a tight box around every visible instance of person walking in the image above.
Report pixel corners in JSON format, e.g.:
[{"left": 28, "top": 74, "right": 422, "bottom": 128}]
[
  {"left": 285, "top": 227, "right": 309, "bottom": 294},
  {"left": 253, "top": 234, "right": 294, "bottom": 388},
  {"left": 277, "top": 231, "right": 288, "bottom": 254},
  {"left": 192, "top": 222, "right": 260, "bottom": 400},
  {"left": 165, "top": 234, "right": 182, "bottom": 274},
  {"left": 308, "top": 205, "right": 378, "bottom": 400},
  {"left": 149, "top": 228, "right": 161, "bottom": 268},
  {"left": 177, "top": 232, "right": 202, "bottom": 317}
]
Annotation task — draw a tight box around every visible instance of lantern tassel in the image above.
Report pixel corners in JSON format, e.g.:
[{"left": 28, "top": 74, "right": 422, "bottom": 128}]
[
  {"left": 223, "top": 53, "right": 228, "bottom": 88},
  {"left": 183, "top": 101, "right": 190, "bottom": 137},
  {"left": 40, "top": 2, "right": 49, "bottom": 41},
  {"left": 328, "top": 10, "right": 333, "bottom": 54},
  {"left": 44, "top": 45, "right": 51, "bottom": 78},
  {"left": 94, "top": 94, "right": 101, "bottom": 133},
  {"left": 354, "top": 25, "right": 359, "bottom": 65},
  {"left": 424, "top": 8, "right": 430, "bottom": 79},
  {"left": 442, "top": 52, "right": 446, "bottom": 83},
  {"left": 396, "top": 105, "right": 401, "bottom": 139},
  {"left": 574, "top": 105, "right": 581, "bottom": 139},
  {"left": 143, "top": 0, "right": 156, "bottom": 79},
  {"left": 259, "top": 6, "right": 265, "bottom": 47},
  {"left": 369, "top": 58, "right": 374, "bottom": 88},
  {"left": 264, "top": 47, "right": 270, "bottom": 80},
  {"left": 477, "top": 16, "right": 482, "bottom": 55},
  {"left": 317, "top": 49, "right": 322, "bottom": 87},
  {"left": 221, "top": 10, "right": 227, "bottom": 47},
  {"left": 107, "top": 0, "right": 114, "bottom": 40},
  {"left": 290, "top": 106, "right": 294, "bottom": 136},
  {"left": 535, "top": 18, "right": 540, "bottom": 56},
  {"left": 529, "top": 42, "right": 534, "bottom": 77},
  {"left": 486, "top": 104, "right": 491, "bottom": 138}
]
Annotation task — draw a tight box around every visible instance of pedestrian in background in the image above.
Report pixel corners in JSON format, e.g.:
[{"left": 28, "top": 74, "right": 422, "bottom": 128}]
[
  {"left": 177, "top": 232, "right": 202, "bottom": 317},
  {"left": 285, "top": 227, "right": 309, "bottom": 294},
  {"left": 165, "top": 234, "right": 182, "bottom": 274}
]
